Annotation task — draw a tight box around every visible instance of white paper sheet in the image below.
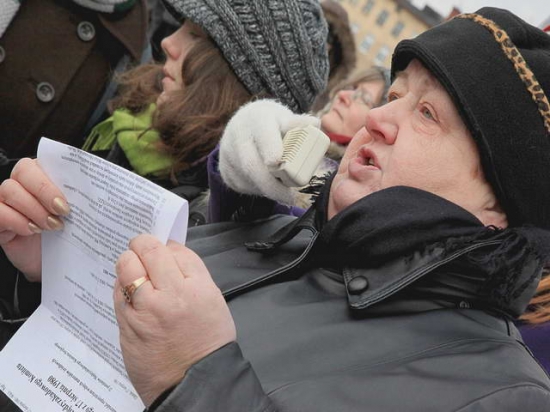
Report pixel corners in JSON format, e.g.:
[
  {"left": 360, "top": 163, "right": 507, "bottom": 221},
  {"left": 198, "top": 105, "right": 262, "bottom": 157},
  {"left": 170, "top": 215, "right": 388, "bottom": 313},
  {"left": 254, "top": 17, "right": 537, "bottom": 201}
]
[{"left": 0, "top": 138, "right": 188, "bottom": 411}]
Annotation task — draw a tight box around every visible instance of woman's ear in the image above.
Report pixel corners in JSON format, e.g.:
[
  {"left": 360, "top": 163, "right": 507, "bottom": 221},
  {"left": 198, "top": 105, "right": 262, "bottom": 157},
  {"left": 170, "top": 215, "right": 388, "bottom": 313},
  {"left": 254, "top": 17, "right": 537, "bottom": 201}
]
[{"left": 480, "top": 201, "right": 508, "bottom": 229}]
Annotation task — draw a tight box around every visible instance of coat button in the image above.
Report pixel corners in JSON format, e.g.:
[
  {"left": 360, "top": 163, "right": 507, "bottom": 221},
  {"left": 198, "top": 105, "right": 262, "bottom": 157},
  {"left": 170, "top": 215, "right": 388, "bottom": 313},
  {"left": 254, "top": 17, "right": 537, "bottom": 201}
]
[
  {"left": 77, "top": 21, "right": 96, "bottom": 42},
  {"left": 347, "top": 276, "right": 369, "bottom": 295},
  {"left": 0, "top": 46, "right": 5, "bottom": 63},
  {"left": 36, "top": 82, "right": 55, "bottom": 103}
]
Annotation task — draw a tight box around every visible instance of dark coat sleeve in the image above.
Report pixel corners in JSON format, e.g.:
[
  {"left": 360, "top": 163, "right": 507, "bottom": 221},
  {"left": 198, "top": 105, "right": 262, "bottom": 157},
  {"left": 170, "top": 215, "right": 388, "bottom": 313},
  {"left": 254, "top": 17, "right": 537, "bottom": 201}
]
[
  {"left": 0, "top": 251, "right": 41, "bottom": 350},
  {"left": 150, "top": 342, "right": 276, "bottom": 412},
  {"left": 455, "top": 385, "right": 550, "bottom": 411}
]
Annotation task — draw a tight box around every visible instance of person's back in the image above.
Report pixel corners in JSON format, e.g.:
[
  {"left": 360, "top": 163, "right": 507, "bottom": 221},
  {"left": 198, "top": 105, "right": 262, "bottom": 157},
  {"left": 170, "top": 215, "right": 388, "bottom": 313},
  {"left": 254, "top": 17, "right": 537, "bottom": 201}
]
[{"left": 0, "top": 0, "right": 148, "bottom": 171}]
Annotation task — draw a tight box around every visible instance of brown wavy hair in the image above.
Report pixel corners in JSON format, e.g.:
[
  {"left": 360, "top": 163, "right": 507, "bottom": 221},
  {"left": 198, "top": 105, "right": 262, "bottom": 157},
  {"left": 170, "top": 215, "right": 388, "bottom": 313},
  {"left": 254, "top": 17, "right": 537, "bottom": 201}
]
[
  {"left": 521, "top": 270, "right": 550, "bottom": 324},
  {"left": 108, "top": 34, "right": 254, "bottom": 176}
]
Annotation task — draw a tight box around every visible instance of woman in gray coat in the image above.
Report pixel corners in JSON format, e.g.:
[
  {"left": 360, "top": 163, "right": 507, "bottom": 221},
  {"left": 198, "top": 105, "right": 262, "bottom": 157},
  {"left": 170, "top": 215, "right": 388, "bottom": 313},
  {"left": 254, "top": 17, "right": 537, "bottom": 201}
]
[{"left": 1, "top": 7, "right": 550, "bottom": 411}]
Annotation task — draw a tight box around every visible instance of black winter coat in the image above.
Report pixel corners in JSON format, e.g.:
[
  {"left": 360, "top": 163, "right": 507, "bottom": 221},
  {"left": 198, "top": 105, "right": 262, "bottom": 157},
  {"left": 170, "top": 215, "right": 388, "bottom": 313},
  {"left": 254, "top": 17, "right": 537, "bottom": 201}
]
[{"left": 151, "top": 187, "right": 550, "bottom": 412}]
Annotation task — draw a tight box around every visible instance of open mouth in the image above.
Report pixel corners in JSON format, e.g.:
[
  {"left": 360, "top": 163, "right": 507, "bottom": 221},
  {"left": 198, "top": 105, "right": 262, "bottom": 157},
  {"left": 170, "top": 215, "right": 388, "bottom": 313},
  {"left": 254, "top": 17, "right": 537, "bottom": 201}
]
[{"left": 358, "top": 147, "right": 379, "bottom": 169}]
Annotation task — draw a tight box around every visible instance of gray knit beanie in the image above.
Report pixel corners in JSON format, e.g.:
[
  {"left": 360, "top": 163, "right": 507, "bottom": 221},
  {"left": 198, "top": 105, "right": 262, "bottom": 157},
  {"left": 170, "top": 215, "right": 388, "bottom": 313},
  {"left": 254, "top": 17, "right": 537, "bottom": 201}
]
[{"left": 161, "top": 0, "right": 329, "bottom": 113}]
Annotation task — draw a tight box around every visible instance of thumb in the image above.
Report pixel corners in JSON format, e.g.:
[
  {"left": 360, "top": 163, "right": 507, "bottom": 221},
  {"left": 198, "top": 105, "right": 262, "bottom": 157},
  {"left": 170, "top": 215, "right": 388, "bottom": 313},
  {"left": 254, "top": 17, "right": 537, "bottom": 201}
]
[{"left": 283, "top": 113, "right": 321, "bottom": 134}]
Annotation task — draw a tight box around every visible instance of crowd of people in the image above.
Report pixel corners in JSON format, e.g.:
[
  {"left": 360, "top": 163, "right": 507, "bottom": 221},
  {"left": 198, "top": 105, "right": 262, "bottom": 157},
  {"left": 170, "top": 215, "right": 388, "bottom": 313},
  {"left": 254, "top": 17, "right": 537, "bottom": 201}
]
[{"left": 1, "top": 0, "right": 550, "bottom": 411}]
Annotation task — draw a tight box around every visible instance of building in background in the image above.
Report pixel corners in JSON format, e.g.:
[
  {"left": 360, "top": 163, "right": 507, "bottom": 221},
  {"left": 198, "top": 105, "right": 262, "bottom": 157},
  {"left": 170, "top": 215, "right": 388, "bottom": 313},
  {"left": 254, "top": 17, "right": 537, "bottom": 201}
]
[{"left": 334, "top": 0, "right": 443, "bottom": 69}]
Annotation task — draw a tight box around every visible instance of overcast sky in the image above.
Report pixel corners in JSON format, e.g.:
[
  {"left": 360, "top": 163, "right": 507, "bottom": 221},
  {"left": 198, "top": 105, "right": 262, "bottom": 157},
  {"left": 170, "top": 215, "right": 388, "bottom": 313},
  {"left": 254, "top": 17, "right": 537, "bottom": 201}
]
[{"left": 411, "top": 0, "right": 550, "bottom": 27}]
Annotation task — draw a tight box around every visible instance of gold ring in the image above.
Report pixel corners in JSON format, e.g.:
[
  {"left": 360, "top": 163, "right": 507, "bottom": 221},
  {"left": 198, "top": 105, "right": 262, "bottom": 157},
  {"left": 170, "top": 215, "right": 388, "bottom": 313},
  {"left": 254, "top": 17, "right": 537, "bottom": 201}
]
[{"left": 122, "top": 276, "right": 150, "bottom": 303}]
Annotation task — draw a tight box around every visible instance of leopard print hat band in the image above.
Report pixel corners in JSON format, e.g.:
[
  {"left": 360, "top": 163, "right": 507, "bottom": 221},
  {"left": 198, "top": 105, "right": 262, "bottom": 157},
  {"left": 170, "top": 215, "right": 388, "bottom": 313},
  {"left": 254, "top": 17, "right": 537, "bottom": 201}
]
[
  {"left": 391, "top": 7, "right": 550, "bottom": 229},
  {"left": 456, "top": 13, "right": 550, "bottom": 134}
]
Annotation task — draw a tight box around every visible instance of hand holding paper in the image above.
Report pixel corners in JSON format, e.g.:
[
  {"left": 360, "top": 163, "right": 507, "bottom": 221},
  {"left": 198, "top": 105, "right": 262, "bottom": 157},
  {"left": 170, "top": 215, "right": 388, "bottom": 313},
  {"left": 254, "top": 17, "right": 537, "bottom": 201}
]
[
  {"left": 0, "top": 138, "right": 189, "bottom": 411},
  {"left": 0, "top": 158, "right": 70, "bottom": 281},
  {"left": 114, "top": 235, "right": 236, "bottom": 406}
]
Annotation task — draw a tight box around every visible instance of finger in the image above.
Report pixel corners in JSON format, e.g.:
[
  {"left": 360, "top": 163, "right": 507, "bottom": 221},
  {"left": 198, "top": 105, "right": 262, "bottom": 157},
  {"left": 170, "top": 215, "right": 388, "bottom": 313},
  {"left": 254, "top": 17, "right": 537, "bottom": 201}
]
[
  {"left": 113, "top": 278, "right": 129, "bottom": 325},
  {"left": 129, "top": 234, "right": 184, "bottom": 290},
  {"left": 0, "top": 179, "right": 63, "bottom": 231},
  {"left": 112, "top": 278, "right": 140, "bottom": 343},
  {"left": 0, "top": 231, "right": 16, "bottom": 245},
  {"left": 166, "top": 241, "right": 211, "bottom": 281},
  {"left": 253, "top": 125, "right": 285, "bottom": 167},
  {"left": 234, "top": 100, "right": 288, "bottom": 166},
  {"left": 0, "top": 201, "right": 40, "bottom": 239},
  {"left": 284, "top": 114, "right": 321, "bottom": 133},
  {"left": 10, "top": 158, "right": 70, "bottom": 217},
  {"left": 116, "top": 249, "right": 155, "bottom": 310}
]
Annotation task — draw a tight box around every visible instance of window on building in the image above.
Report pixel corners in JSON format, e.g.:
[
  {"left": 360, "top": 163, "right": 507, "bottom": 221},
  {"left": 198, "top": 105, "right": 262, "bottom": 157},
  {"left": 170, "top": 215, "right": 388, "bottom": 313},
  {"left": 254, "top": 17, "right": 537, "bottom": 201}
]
[
  {"left": 350, "top": 0, "right": 359, "bottom": 5},
  {"left": 362, "top": 0, "right": 375, "bottom": 14},
  {"left": 376, "top": 10, "right": 389, "bottom": 26},
  {"left": 375, "top": 45, "right": 390, "bottom": 64},
  {"left": 359, "top": 34, "right": 375, "bottom": 54},
  {"left": 391, "top": 21, "right": 405, "bottom": 37},
  {"left": 350, "top": 22, "right": 360, "bottom": 34}
]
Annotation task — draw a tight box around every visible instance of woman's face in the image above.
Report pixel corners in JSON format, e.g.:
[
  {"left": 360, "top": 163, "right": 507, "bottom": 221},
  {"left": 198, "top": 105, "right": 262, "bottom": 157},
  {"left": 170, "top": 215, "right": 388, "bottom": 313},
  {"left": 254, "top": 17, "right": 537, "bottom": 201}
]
[
  {"left": 320, "top": 80, "right": 386, "bottom": 138},
  {"left": 328, "top": 59, "right": 501, "bottom": 224},
  {"left": 157, "top": 21, "right": 202, "bottom": 105}
]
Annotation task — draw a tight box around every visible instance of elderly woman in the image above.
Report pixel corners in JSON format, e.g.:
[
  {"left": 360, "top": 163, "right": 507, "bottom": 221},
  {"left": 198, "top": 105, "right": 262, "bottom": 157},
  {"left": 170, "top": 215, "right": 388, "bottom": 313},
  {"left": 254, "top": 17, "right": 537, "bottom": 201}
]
[
  {"left": 318, "top": 66, "right": 391, "bottom": 160},
  {"left": 1, "top": 7, "right": 550, "bottom": 411}
]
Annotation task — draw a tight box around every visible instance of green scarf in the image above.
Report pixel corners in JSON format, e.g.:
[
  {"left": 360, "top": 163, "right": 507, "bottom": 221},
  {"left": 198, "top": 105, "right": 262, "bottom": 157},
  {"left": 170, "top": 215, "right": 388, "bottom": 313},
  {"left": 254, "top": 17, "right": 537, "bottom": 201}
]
[{"left": 82, "top": 103, "right": 173, "bottom": 177}]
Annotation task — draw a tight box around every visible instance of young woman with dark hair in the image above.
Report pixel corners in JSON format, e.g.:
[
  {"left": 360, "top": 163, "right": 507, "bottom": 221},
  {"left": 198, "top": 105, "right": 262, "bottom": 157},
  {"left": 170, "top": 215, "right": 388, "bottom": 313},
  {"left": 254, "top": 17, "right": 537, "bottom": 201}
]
[{"left": 82, "top": 0, "right": 330, "bottom": 225}]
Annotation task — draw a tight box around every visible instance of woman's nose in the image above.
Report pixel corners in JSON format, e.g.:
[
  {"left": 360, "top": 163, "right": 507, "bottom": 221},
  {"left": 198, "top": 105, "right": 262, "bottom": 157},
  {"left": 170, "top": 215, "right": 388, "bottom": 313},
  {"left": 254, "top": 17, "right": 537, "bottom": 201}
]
[
  {"left": 336, "top": 89, "right": 353, "bottom": 106},
  {"left": 364, "top": 106, "right": 398, "bottom": 145},
  {"left": 160, "top": 34, "right": 177, "bottom": 60}
]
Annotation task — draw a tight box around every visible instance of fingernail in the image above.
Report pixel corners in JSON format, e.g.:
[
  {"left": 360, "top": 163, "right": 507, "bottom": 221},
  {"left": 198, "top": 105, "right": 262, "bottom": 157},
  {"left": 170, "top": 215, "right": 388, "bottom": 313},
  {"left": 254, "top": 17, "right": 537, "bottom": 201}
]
[
  {"left": 52, "top": 197, "right": 70, "bottom": 216},
  {"left": 28, "top": 222, "right": 42, "bottom": 234},
  {"left": 47, "top": 216, "right": 64, "bottom": 231}
]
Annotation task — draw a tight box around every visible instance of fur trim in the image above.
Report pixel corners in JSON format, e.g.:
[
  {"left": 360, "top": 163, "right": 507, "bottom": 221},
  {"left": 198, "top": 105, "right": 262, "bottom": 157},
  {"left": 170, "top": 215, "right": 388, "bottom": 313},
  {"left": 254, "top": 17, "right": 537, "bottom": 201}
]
[
  {"left": 321, "top": 0, "right": 357, "bottom": 88},
  {"left": 325, "top": 141, "right": 346, "bottom": 162},
  {"left": 297, "top": 160, "right": 337, "bottom": 208}
]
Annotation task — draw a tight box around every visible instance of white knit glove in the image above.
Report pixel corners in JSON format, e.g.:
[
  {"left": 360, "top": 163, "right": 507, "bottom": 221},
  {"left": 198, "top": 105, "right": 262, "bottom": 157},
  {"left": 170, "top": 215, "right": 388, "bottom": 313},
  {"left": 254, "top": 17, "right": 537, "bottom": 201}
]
[{"left": 219, "top": 100, "right": 320, "bottom": 205}]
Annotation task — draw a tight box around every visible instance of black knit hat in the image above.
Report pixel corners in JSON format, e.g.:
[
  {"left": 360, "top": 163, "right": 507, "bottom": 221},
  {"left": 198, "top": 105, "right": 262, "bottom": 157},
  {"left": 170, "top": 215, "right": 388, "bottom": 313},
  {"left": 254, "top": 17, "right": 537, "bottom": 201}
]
[
  {"left": 391, "top": 7, "right": 550, "bottom": 229},
  {"left": 161, "top": 0, "right": 329, "bottom": 113}
]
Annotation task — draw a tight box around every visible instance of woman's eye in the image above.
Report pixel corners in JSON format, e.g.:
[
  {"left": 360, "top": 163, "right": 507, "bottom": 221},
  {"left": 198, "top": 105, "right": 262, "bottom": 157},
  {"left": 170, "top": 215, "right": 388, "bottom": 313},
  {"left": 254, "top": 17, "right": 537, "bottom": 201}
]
[
  {"left": 387, "top": 93, "right": 399, "bottom": 102},
  {"left": 421, "top": 107, "right": 434, "bottom": 120}
]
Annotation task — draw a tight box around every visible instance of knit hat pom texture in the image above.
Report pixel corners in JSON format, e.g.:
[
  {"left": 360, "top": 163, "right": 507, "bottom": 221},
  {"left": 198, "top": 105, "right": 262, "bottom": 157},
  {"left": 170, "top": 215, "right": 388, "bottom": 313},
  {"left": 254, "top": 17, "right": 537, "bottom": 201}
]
[{"left": 162, "top": 0, "right": 329, "bottom": 113}]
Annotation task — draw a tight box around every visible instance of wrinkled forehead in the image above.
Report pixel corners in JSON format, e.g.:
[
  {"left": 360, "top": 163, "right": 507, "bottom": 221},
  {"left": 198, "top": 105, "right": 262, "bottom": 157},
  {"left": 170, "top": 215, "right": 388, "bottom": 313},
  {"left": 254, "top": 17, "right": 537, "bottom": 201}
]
[{"left": 392, "top": 59, "right": 443, "bottom": 93}]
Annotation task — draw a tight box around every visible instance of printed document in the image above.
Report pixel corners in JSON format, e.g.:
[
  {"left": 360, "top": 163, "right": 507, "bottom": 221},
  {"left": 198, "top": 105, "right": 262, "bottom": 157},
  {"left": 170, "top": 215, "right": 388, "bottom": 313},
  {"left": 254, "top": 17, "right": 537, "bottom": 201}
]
[{"left": 0, "top": 138, "right": 188, "bottom": 411}]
